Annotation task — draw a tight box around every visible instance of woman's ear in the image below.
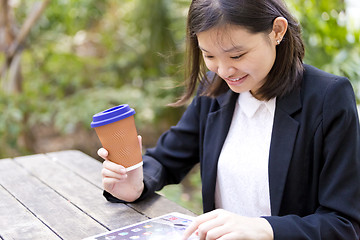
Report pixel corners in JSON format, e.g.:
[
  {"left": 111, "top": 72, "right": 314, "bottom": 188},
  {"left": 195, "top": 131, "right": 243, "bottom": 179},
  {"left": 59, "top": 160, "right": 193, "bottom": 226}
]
[{"left": 272, "top": 17, "right": 288, "bottom": 45}]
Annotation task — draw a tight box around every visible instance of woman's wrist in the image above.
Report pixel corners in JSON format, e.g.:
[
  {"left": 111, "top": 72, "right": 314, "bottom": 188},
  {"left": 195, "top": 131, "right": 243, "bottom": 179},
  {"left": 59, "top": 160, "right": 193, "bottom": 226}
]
[{"left": 258, "top": 218, "right": 274, "bottom": 240}]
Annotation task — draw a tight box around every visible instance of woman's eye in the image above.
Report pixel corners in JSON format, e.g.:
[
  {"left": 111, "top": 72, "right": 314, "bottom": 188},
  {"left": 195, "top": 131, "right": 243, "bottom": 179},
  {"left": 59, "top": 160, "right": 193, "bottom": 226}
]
[
  {"left": 204, "top": 55, "right": 214, "bottom": 59},
  {"left": 231, "top": 54, "right": 244, "bottom": 59}
]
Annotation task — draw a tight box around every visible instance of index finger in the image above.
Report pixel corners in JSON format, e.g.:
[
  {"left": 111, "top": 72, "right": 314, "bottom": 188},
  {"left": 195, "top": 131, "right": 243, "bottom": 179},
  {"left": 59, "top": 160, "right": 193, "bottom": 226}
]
[
  {"left": 182, "top": 211, "right": 218, "bottom": 240},
  {"left": 102, "top": 160, "right": 126, "bottom": 174}
]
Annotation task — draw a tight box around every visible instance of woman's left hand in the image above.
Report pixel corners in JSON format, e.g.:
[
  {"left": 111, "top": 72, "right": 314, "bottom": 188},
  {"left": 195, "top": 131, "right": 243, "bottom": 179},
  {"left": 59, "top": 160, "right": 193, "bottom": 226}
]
[{"left": 182, "top": 209, "right": 273, "bottom": 240}]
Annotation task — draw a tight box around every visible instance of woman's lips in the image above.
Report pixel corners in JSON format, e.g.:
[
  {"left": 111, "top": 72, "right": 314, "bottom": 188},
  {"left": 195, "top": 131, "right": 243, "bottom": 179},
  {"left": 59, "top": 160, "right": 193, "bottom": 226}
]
[{"left": 224, "top": 74, "right": 248, "bottom": 85}]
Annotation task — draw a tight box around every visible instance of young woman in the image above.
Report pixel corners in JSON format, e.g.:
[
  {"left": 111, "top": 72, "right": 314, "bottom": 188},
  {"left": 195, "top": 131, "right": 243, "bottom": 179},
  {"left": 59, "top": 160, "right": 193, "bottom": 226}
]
[{"left": 99, "top": 0, "right": 360, "bottom": 239}]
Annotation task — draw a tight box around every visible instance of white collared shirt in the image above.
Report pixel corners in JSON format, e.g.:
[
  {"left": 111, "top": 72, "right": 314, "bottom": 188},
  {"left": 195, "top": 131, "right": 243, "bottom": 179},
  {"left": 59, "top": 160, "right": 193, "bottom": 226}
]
[{"left": 214, "top": 91, "right": 276, "bottom": 217}]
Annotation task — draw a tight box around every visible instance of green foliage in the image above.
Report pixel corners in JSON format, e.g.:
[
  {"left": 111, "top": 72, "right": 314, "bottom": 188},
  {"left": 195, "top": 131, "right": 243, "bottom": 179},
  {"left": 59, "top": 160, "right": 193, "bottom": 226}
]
[
  {"left": 0, "top": 94, "right": 27, "bottom": 156},
  {"left": 158, "top": 165, "right": 203, "bottom": 215},
  {"left": 0, "top": 0, "right": 188, "bottom": 157},
  {"left": 287, "top": 0, "right": 360, "bottom": 95}
]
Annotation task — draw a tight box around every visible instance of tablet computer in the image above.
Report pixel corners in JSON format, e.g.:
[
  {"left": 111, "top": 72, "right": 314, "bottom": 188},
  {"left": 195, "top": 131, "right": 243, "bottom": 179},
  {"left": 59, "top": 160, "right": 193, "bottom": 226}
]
[{"left": 83, "top": 212, "right": 199, "bottom": 240}]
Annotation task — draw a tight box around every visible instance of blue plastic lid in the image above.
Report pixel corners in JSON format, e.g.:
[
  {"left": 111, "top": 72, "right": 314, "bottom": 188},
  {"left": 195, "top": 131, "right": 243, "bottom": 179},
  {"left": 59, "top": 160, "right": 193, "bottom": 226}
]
[{"left": 91, "top": 104, "right": 135, "bottom": 128}]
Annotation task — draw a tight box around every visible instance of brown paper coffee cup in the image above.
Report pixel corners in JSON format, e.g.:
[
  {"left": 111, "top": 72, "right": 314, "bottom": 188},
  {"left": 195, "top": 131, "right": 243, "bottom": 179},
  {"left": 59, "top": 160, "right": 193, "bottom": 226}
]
[{"left": 91, "top": 105, "right": 142, "bottom": 171}]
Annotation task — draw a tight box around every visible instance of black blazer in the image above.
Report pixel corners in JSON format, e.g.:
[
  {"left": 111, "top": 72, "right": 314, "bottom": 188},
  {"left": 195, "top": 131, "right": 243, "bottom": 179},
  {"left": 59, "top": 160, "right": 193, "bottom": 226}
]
[{"left": 105, "top": 65, "right": 360, "bottom": 239}]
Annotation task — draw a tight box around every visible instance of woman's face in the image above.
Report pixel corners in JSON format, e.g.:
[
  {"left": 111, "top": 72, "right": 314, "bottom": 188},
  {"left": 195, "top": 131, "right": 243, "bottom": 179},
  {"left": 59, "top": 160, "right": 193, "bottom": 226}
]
[{"left": 197, "top": 25, "right": 277, "bottom": 98}]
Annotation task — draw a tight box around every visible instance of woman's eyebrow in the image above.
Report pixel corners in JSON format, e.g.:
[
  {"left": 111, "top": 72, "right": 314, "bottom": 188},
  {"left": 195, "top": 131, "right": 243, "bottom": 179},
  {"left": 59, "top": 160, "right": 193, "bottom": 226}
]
[
  {"left": 199, "top": 45, "right": 244, "bottom": 53},
  {"left": 223, "top": 46, "right": 244, "bottom": 52},
  {"left": 199, "top": 46, "right": 209, "bottom": 52}
]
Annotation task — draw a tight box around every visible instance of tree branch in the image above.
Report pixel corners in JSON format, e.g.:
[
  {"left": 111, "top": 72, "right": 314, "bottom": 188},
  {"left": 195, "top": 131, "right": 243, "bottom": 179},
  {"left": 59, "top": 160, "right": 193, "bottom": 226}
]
[
  {"left": 0, "top": 0, "right": 17, "bottom": 51},
  {"left": 7, "top": 0, "right": 50, "bottom": 57}
]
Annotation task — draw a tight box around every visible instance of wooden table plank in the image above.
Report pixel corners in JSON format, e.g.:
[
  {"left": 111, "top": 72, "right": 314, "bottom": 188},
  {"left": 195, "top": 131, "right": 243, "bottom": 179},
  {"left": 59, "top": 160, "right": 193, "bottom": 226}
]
[
  {"left": 45, "top": 150, "right": 103, "bottom": 189},
  {"left": 0, "top": 159, "right": 107, "bottom": 239},
  {"left": 14, "top": 153, "right": 147, "bottom": 230},
  {"left": 0, "top": 184, "right": 59, "bottom": 240},
  {"left": 45, "top": 150, "right": 196, "bottom": 218},
  {"left": 0, "top": 150, "right": 196, "bottom": 240}
]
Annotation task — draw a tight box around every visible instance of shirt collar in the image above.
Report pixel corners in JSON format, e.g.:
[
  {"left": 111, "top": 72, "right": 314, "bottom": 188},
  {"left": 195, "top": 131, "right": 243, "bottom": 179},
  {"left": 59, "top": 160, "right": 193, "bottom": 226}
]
[{"left": 238, "top": 91, "right": 276, "bottom": 118}]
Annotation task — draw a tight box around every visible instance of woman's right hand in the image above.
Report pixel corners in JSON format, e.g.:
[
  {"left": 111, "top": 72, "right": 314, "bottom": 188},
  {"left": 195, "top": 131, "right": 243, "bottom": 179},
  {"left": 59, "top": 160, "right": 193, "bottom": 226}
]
[{"left": 98, "top": 136, "right": 144, "bottom": 202}]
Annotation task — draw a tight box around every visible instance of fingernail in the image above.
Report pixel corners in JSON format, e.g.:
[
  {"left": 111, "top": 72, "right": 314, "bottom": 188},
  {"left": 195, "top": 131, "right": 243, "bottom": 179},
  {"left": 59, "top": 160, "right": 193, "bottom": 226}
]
[{"left": 99, "top": 148, "right": 106, "bottom": 156}]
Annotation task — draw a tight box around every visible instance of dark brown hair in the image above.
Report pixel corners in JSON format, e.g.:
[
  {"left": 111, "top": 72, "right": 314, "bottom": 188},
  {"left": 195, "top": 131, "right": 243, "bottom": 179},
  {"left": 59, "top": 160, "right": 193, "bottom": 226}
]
[{"left": 174, "top": 0, "right": 304, "bottom": 105}]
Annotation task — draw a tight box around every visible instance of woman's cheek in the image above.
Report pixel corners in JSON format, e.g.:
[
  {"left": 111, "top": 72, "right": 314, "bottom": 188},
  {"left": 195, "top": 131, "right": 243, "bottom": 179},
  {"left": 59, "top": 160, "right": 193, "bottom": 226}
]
[{"left": 204, "top": 61, "right": 217, "bottom": 73}]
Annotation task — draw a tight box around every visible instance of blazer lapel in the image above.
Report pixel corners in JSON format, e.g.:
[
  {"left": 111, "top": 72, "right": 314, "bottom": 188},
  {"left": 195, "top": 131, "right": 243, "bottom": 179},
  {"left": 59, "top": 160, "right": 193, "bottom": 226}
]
[
  {"left": 202, "top": 90, "right": 238, "bottom": 212},
  {"left": 269, "top": 89, "right": 302, "bottom": 216}
]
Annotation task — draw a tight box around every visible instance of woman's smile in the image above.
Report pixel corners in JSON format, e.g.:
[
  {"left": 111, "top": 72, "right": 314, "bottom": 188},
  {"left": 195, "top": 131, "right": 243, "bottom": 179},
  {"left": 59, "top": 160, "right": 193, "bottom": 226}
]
[{"left": 224, "top": 74, "right": 249, "bottom": 85}]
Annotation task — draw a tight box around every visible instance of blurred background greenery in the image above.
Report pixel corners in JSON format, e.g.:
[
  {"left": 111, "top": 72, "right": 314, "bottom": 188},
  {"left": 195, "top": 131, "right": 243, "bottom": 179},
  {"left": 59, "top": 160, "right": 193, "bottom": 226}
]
[{"left": 0, "top": 0, "right": 359, "bottom": 215}]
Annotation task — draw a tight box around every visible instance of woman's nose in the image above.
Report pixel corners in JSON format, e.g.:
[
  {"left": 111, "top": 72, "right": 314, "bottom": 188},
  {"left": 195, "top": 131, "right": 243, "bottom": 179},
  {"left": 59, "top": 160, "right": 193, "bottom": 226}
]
[{"left": 217, "top": 63, "right": 236, "bottom": 78}]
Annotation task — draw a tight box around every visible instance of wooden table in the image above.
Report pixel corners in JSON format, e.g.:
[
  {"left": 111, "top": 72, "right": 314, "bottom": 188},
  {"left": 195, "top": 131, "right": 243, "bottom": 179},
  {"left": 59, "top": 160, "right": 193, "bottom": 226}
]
[{"left": 0, "top": 150, "right": 195, "bottom": 240}]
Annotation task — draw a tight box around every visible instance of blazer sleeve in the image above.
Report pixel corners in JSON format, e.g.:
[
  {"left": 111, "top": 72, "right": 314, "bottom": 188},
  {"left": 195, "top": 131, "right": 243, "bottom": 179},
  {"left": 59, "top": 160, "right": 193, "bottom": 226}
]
[
  {"left": 133, "top": 94, "right": 206, "bottom": 200},
  {"left": 264, "top": 77, "right": 360, "bottom": 239}
]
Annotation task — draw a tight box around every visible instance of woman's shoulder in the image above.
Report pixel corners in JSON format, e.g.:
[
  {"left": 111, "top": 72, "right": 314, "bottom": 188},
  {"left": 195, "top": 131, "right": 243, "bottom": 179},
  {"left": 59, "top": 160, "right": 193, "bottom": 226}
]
[
  {"left": 303, "top": 64, "right": 349, "bottom": 86},
  {"left": 301, "top": 64, "right": 356, "bottom": 113},
  {"left": 302, "top": 64, "right": 352, "bottom": 96}
]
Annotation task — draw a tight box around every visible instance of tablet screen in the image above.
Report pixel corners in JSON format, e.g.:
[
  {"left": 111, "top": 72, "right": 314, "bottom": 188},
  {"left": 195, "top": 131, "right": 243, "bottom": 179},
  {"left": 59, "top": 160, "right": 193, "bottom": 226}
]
[{"left": 84, "top": 212, "right": 198, "bottom": 240}]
